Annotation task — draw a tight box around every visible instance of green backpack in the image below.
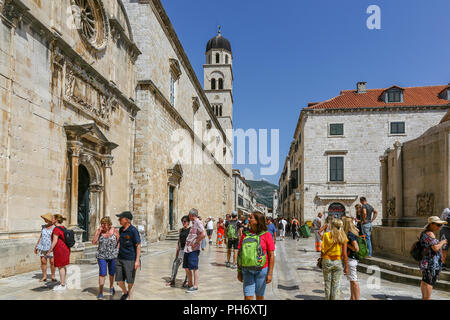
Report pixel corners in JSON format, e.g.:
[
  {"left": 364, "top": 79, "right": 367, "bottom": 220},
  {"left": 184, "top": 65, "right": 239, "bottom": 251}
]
[
  {"left": 238, "top": 231, "right": 267, "bottom": 270},
  {"left": 355, "top": 235, "right": 369, "bottom": 260},
  {"left": 227, "top": 222, "right": 238, "bottom": 239}
]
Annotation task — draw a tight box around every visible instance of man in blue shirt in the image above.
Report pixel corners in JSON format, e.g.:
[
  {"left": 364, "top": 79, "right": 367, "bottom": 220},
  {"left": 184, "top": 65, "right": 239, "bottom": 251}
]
[
  {"left": 115, "top": 211, "right": 141, "bottom": 300},
  {"left": 267, "top": 217, "right": 277, "bottom": 244}
]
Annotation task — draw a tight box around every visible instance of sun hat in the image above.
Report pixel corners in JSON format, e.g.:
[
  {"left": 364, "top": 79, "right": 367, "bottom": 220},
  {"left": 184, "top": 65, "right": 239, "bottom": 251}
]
[
  {"left": 40, "top": 213, "right": 53, "bottom": 222},
  {"left": 424, "top": 216, "right": 448, "bottom": 228}
]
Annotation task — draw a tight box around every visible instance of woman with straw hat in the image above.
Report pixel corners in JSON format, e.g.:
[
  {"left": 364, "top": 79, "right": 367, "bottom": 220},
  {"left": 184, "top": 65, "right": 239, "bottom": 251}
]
[
  {"left": 34, "top": 213, "right": 56, "bottom": 282},
  {"left": 419, "top": 216, "right": 448, "bottom": 300}
]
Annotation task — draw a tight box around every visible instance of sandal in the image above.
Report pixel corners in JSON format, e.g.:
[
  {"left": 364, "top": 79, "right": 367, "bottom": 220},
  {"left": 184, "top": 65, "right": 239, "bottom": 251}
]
[
  {"left": 39, "top": 278, "right": 47, "bottom": 282},
  {"left": 51, "top": 278, "right": 58, "bottom": 282}
]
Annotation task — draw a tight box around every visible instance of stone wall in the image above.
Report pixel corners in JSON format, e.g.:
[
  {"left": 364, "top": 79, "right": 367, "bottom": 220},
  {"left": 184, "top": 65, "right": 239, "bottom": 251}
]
[
  {"left": 0, "top": 0, "right": 139, "bottom": 277},
  {"left": 300, "top": 109, "right": 448, "bottom": 223},
  {"left": 372, "top": 226, "right": 450, "bottom": 265}
]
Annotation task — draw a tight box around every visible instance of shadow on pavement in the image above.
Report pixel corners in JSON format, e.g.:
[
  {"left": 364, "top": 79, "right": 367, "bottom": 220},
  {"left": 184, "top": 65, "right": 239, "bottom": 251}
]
[
  {"left": 296, "top": 267, "right": 321, "bottom": 273},
  {"left": 278, "top": 284, "right": 299, "bottom": 291},
  {"left": 82, "top": 287, "right": 98, "bottom": 296},
  {"left": 31, "top": 281, "right": 59, "bottom": 292},
  {"left": 295, "top": 294, "right": 324, "bottom": 300},
  {"left": 372, "top": 294, "right": 417, "bottom": 300}
]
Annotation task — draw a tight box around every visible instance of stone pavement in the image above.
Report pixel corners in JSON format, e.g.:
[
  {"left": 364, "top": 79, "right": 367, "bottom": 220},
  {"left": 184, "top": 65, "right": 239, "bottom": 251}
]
[{"left": 0, "top": 235, "right": 449, "bottom": 300}]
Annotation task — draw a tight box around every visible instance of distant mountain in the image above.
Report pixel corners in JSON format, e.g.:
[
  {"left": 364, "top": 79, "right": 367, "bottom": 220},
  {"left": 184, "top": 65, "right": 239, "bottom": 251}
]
[{"left": 247, "top": 180, "right": 279, "bottom": 209}]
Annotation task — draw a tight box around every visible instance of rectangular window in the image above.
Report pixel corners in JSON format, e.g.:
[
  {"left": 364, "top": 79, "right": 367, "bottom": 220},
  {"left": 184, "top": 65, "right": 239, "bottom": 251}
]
[
  {"left": 390, "top": 122, "right": 405, "bottom": 134},
  {"left": 329, "top": 123, "right": 344, "bottom": 136},
  {"left": 170, "top": 75, "right": 175, "bottom": 106},
  {"left": 387, "top": 91, "right": 402, "bottom": 103},
  {"left": 330, "top": 157, "right": 344, "bottom": 182},
  {"left": 238, "top": 196, "right": 243, "bottom": 207}
]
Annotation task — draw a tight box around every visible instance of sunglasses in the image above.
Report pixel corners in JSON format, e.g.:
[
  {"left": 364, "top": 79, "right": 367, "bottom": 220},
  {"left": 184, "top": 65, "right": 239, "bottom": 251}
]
[{"left": 182, "top": 220, "right": 189, "bottom": 223}]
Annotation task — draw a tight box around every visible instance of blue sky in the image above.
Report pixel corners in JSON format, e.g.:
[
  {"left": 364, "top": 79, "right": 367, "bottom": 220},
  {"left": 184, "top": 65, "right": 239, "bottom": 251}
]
[{"left": 161, "top": 0, "right": 450, "bottom": 185}]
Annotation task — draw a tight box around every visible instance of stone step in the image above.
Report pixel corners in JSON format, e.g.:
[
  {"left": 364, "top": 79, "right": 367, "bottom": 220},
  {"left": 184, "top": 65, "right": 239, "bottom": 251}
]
[
  {"left": 83, "top": 252, "right": 97, "bottom": 259},
  {"left": 360, "top": 256, "right": 450, "bottom": 282},
  {"left": 357, "top": 262, "right": 450, "bottom": 291}
]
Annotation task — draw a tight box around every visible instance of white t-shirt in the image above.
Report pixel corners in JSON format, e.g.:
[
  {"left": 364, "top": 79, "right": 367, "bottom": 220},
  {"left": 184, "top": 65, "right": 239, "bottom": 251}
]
[
  {"left": 206, "top": 220, "right": 214, "bottom": 230},
  {"left": 281, "top": 219, "right": 287, "bottom": 231}
]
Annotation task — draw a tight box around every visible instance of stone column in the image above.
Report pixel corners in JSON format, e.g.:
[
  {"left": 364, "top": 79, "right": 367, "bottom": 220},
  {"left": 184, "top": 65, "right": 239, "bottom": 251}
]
[
  {"left": 103, "top": 155, "right": 114, "bottom": 218},
  {"left": 380, "top": 155, "right": 388, "bottom": 226},
  {"left": 393, "top": 141, "right": 403, "bottom": 223},
  {"left": 68, "top": 141, "right": 83, "bottom": 228}
]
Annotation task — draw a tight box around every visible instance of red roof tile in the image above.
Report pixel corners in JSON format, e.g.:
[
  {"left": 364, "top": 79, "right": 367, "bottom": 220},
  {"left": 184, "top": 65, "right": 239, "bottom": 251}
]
[{"left": 306, "top": 85, "right": 450, "bottom": 110}]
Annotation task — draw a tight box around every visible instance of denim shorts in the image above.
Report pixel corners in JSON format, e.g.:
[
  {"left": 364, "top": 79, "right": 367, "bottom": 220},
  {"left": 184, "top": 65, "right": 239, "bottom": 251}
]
[
  {"left": 242, "top": 267, "right": 268, "bottom": 297},
  {"left": 183, "top": 250, "right": 200, "bottom": 270},
  {"left": 98, "top": 259, "right": 115, "bottom": 277}
]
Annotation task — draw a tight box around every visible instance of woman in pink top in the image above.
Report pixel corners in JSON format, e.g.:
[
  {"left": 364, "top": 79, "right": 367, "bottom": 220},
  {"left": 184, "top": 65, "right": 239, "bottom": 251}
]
[{"left": 237, "top": 211, "right": 275, "bottom": 300}]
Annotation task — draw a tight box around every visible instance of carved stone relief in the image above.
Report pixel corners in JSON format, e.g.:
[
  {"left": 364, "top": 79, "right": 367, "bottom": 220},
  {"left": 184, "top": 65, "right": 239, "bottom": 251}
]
[{"left": 416, "top": 193, "right": 434, "bottom": 217}]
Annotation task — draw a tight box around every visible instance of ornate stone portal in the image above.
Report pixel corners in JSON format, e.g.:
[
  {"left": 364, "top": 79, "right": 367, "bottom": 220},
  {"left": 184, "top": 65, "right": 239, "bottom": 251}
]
[
  {"left": 416, "top": 193, "right": 435, "bottom": 217},
  {"left": 65, "top": 123, "right": 118, "bottom": 246}
]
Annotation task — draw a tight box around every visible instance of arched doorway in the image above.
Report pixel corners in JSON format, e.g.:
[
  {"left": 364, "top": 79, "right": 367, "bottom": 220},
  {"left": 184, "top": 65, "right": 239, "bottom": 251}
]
[
  {"left": 328, "top": 202, "right": 346, "bottom": 219},
  {"left": 78, "top": 164, "right": 90, "bottom": 242}
]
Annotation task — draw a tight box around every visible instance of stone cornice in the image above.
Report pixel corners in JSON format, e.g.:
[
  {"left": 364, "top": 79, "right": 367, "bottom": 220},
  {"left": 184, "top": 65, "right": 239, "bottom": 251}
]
[
  {"left": 204, "top": 89, "right": 234, "bottom": 103},
  {"left": 149, "top": 0, "right": 232, "bottom": 147},
  {"left": 109, "top": 17, "right": 141, "bottom": 61},
  {"left": 137, "top": 79, "right": 231, "bottom": 178},
  {"left": 303, "top": 104, "right": 450, "bottom": 115}
]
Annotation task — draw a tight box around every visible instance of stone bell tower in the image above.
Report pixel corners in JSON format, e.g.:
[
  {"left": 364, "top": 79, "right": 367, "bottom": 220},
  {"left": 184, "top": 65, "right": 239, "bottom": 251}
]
[{"left": 204, "top": 26, "right": 234, "bottom": 131}]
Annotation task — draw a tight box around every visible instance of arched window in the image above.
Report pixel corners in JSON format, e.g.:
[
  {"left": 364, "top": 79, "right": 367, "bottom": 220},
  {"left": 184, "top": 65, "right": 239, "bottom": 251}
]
[
  {"left": 216, "top": 53, "right": 220, "bottom": 64},
  {"left": 218, "top": 78, "right": 224, "bottom": 90},
  {"left": 211, "top": 78, "right": 216, "bottom": 90},
  {"left": 225, "top": 55, "right": 229, "bottom": 64}
]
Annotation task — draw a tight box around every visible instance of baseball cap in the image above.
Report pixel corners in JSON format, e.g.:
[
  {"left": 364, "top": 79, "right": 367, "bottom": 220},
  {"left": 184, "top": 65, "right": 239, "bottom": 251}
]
[{"left": 116, "top": 211, "right": 133, "bottom": 221}]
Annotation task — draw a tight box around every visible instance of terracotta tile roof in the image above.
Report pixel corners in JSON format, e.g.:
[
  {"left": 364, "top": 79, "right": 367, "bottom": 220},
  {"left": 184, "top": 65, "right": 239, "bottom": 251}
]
[{"left": 306, "top": 85, "right": 450, "bottom": 110}]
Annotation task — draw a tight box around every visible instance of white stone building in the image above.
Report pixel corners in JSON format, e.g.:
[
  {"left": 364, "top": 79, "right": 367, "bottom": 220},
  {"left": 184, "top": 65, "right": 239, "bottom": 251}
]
[
  {"left": 232, "top": 169, "right": 252, "bottom": 215},
  {"left": 279, "top": 82, "right": 449, "bottom": 224}
]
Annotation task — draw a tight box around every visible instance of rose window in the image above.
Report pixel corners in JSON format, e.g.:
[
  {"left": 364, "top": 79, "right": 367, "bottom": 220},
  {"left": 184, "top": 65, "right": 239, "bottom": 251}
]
[{"left": 73, "top": 0, "right": 109, "bottom": 51}]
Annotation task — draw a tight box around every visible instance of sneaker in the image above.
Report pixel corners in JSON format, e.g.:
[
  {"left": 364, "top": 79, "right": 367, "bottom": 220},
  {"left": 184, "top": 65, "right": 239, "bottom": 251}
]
[
  {"left": 186, "top": 287, "right": 198, "bottom": 293},
  {"left": 226, "top": 262, "right": 231, "bottom": 268},
  {"left": 231, "top": 264, "right": 237, "bottom": 269},
  {"left": 120, "top": 293, "right": 129, "bottom": 300},
  {"left": 110, "top": 287, "right": 115, "bottom": 296},
  {"left": 97, "top": 293, "right": 104, "bottom": 300},
  {"left": 53, "top": 284, "right": 66, "bottom": 292}
]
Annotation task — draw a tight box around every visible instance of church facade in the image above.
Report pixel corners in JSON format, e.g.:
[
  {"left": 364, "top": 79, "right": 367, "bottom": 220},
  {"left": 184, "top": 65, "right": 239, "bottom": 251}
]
[{"left": 0, "top": 0, "right": 233, "bottom": 277}]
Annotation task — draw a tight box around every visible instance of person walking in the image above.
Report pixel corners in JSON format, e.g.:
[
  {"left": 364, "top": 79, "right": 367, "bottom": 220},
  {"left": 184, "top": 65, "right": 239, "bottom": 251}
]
[
  {"left": 216, "top": 218, "right": 225, "bottom": 248},
  {"left": 342, "top": 216, "right": 360, "bottom": 300},
  {"left": 279, "top": 218, "right": 287, "bottom": 241},
  {"left": 206, "top": 217, "right": 215, "bottom": 246},
  {"left": 312, "top": 212, "right": 323, "bottom": 252},
  {"left": 46, "top": 214, "right": 70, "bottom": 292},
  {"left": 360, "top": 197, "right": 378, "bottom": 257},
  {"left": 354, "top": 204, "right": 363, "bottom": 235},
  {"left": 440, "top": 208, "right": 450, "bottom": 270},
  {"left": 237, "top": 211, "right": 275, "bottom": 300},
  {"left": 320, "top": 219, "right": 348, "bottom": 300},
  {"left": 291, "top": 217, "right": 299, "bottom": 240},
  {"left": 267, "top": 217, "right": 277, "bottom": 257},
  {"left": 115, "top": 211, "right": 141, "bottom": 300},
  {"left": 225, "top": 212, "right": 241, "bottom": 269},
  {"left": 35, "top": 213, "right": 56, "bottom": 283},
  {"left": 183, "top": 208, "right": 206, "bottom": 293},
  {"left": 92, "top": 216, "right": 120, "bottom": 300},
  {"left": 167, "top": 215, "right": 190, "bottom": 288},
  {"left": 420, "top": 216, "right": 448, "bottom": 300},
  {"left": 199, "top": 217, "right": 207, "bottom": 251}
]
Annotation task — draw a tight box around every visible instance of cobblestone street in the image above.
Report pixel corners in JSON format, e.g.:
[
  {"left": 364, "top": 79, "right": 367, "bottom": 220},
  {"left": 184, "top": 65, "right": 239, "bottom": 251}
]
[{"left": 1, "top": 235, "right": 449, "bottom": 300}]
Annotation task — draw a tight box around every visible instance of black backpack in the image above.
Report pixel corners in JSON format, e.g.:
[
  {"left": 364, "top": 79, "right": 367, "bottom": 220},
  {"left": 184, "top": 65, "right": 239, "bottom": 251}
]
[
  {"left": 56, "top": 226, "right": 76, "bottom": 248},
  {"left": 410, "top": 232, "right": 424, "bottom": 262}
]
